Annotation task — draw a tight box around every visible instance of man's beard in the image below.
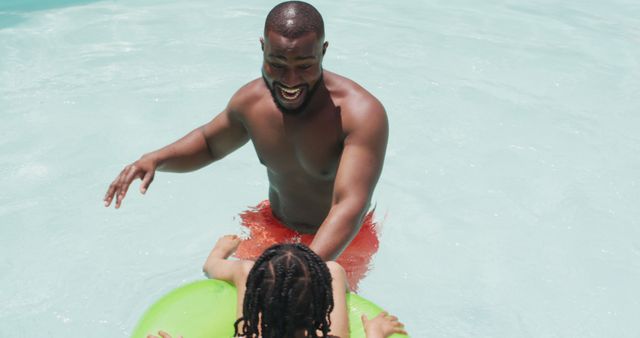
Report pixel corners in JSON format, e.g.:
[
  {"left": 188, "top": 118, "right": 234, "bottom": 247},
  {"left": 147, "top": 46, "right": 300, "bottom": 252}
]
[{"left": 262, "top": 72, "right": 324, "bottom": 116}]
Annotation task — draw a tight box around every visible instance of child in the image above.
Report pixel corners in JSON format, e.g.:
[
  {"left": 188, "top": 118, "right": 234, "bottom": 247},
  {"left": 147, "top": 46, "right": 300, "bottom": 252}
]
[{"left": 148, "top": 235, "right": 406, "bottom": 338}]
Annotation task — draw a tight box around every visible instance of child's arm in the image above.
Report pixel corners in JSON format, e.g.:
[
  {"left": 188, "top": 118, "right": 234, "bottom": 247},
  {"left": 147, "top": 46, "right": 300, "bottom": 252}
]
[
  {"left": 327, "top": 261, "right": 350, "bottom": 338},
  {"left": 202, "top": 235, "right": 245, "bottom": 284},
  {"left": 324, "top": 263, "right": 408, "bottom": 338}
]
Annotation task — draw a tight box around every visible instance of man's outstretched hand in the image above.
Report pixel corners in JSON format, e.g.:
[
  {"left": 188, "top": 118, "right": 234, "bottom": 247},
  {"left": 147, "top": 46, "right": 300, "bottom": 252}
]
[{"left": 104, "top": 155, "right": 157, "bottom": 209}]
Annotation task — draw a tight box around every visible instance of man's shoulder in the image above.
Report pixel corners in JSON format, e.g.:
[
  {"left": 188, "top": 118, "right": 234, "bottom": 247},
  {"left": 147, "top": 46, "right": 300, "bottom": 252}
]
[
  {"left": 327, "top": 71, "right": 384, "bottom": 110},
  {"left": 326, "top": 71, "right": 387, "bottom": 130},
  {"left": 227, "top": 78, "right": 268, "bottom": 114}
]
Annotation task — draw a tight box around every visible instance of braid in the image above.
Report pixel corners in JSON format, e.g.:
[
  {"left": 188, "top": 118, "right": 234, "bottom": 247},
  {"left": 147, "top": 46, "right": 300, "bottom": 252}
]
[
  {"left": 234, "top": 243, "right": 335, "bottom": 338},
  {"left": 234, "top": 247, "right": 280, "bottom": 337},
  {"left": 296, "top": 245, "right": 333, "bottom": 336}
]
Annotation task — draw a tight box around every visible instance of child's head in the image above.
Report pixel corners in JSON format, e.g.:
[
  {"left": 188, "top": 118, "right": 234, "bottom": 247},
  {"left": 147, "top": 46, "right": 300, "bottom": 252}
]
[{"left": 234, "top": 243, "right": 334, "bottom": 338}]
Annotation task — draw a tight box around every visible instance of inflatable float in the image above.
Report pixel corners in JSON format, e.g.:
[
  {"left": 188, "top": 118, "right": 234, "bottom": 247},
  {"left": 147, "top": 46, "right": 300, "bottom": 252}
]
[{"left": 132, "top": 279, "right": 408, "bottom": 338}]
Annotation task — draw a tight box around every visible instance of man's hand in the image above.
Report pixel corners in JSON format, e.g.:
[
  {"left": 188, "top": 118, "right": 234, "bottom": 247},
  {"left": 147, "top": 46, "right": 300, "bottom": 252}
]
[
  {"left": 211, "top": 234, "right": 242, "bottom": 259},
  {"left": 362, "top": 311, "right": 407, "bottom": 338},
  {"left": 104, "top": 155, "right": 157, "bottom": 209}
]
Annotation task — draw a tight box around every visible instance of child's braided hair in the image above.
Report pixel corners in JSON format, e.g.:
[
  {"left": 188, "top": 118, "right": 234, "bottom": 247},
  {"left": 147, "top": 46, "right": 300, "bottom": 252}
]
[{"left": 234, "top": 243, "right": 334, "bottom": 338}]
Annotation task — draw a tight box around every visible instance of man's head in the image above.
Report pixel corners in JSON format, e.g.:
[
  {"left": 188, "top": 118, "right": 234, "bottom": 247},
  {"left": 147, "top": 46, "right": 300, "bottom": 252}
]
[{"left": 261, "top": 1, "right": 328, "bottom": 116}]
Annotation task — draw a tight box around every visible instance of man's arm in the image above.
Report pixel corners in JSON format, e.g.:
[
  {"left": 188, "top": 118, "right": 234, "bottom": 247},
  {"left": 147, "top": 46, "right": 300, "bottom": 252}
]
[
  {"left": 152, "top": 107, "right": 248, "bottom": 172},
  {"left": 309, "top": 98, "right": 388, "bottom": 260},
  {"left": 104, "top": 93, "right": 249, "bottom": 208}
]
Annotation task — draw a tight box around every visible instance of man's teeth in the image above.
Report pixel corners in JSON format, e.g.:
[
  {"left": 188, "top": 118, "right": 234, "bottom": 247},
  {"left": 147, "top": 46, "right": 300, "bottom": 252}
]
[{"left": 280, "top": 87, "right": 301, "bottom": 100}]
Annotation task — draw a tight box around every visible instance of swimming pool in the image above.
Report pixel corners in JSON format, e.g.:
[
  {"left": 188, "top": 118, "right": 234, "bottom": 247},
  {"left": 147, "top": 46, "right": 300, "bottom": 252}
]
[{"left": 1, "top": 0, "right": 639, "bottom": 336}]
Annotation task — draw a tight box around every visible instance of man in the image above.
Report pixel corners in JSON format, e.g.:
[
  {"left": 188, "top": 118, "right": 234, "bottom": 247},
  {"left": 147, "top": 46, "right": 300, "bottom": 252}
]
[{"left": 104, "top": 1, "right": 388, "bottom": 287}]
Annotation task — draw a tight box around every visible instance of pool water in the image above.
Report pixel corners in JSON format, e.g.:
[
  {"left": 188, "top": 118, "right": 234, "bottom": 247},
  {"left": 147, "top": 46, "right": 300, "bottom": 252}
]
[{"left": 1, "top": 0, "right": 639, "bottom": 337}]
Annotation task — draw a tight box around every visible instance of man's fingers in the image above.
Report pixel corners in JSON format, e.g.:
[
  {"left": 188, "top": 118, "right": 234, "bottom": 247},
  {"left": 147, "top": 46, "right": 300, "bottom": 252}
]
[
  {"left": 124, "top": 164, "right": 143, "bottom": 185},
  {"left": 115, "top": 166, "right": 138, "bottom": 208},
  {"left": 105, "top": 166, "right": 130, "bottom": 206},
  {"left": 105, "top": 168, "right": 127, "bottom": 207},
  {"left": 114, "top": 173, "right": 129, "bottom": 208},
  {"left": 104, "top": 182, "right": 117, "bottom": 206},
  {"left": 121, "top": 165, "right": 142, "bottom": 195},
  {"left": 105, "top": 163, "right": 152, "bottom": 208},
  {"left": 140, "top": 171, "right": 154, "bottom": 194}
]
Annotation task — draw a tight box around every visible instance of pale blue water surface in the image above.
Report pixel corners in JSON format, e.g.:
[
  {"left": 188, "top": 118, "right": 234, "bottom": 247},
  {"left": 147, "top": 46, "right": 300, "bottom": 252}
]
[{"left": 1, "top": 0, "right": 639, "bottom": 337}]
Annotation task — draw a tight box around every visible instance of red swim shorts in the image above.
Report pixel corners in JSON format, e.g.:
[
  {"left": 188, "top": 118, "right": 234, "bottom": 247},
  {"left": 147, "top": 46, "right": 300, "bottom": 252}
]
[{"left": 234, "top": 200, "right": 380, "bottom": 291}]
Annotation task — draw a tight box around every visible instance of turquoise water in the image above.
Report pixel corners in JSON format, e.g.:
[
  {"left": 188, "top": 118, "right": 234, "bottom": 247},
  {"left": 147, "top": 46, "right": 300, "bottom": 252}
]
[{"left": 2, "top": 0, "right": 639, "bottom": 337}]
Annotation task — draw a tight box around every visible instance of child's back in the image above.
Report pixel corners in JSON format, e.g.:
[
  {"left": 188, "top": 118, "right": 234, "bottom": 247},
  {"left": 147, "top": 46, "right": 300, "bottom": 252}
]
[{"left": 201, "top": 235, "right": 405, "bottom": 338}]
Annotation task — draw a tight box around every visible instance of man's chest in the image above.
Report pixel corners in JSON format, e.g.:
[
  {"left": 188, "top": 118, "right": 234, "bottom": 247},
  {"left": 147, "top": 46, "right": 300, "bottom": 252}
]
[{"left": 244, "top": 107, "right": 345, "bottom": 180}]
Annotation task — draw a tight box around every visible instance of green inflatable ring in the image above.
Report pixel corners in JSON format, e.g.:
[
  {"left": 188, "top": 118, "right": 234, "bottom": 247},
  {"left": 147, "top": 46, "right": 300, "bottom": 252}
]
[{"left": 132, "top": 279, "right": 408, "bottom": 338}]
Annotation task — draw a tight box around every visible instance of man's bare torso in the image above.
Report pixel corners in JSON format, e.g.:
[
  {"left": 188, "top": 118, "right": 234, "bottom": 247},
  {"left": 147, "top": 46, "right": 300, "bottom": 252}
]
[
  {"left": 103, "top": 3, "right": 388, "bottom": 261},
  {"left": 232, "top": 70, "right": 376, "bottom": 233}
]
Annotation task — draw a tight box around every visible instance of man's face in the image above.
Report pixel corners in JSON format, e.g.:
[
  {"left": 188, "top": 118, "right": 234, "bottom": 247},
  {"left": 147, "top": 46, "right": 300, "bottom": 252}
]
[{"left": 261, "top": 30, "right": 327, "bottom": 115}]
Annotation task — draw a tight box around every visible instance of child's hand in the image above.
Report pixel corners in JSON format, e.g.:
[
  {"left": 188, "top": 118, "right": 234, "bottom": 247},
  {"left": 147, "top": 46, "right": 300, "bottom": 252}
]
[
  {"left": 361, "top": 311, "right": 407, "bottom": 338},
  {"left": 147, "top": 330, "right": 182, "bottom": 338},
  {"left": 212, "top": 234, "right": 242, "bottom": 258}
]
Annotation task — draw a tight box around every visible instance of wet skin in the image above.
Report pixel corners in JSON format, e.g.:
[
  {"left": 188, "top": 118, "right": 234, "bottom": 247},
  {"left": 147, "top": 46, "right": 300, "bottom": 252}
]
[{"left": 104, "top": 30, "right": 388, "bottom": 260}]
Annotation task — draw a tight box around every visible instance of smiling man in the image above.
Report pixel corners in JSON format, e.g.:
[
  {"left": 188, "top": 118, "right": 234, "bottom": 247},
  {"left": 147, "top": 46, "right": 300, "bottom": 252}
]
[{"left": 104, "top": 1, "right": 388, "bottom": 288}]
